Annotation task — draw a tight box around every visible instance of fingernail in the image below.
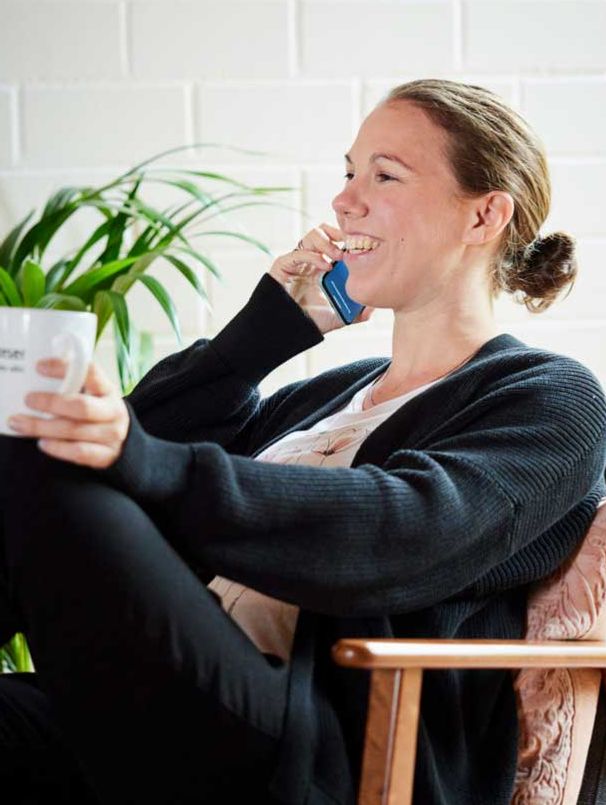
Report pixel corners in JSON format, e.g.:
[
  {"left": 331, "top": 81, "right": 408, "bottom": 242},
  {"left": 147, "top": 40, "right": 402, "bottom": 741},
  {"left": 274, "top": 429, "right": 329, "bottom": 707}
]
[{"left": 8, "top": 416, "right": 25, "bottom": 432}]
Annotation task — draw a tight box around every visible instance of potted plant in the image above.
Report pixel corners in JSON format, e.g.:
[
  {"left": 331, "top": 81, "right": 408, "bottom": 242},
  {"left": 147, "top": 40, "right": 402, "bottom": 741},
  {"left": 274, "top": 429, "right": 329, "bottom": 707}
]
[{"left": 0, "top": 144, "right": 297, "bottom": 671}]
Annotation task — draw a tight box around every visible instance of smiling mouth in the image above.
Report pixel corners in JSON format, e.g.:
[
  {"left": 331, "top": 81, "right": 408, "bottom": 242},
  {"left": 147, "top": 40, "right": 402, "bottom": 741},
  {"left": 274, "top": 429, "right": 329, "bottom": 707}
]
[{"left": 344, "top": 243, "right": 382, "bottom": 259}]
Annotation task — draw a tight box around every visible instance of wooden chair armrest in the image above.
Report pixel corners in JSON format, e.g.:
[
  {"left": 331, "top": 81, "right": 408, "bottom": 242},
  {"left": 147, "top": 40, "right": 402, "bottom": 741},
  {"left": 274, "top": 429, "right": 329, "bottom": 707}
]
[
  {"left": 332, "top": 639, "right": 606, "bottom": 804},
  {"left": 332, "top": 638, "right": 606, "bottom": 670}
]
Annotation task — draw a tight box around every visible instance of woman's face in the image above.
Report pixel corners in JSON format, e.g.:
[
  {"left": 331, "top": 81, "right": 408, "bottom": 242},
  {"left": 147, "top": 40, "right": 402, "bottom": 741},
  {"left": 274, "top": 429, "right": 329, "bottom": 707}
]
[{"left": 331, "top": 100, "right": 478, "bottom": 313}]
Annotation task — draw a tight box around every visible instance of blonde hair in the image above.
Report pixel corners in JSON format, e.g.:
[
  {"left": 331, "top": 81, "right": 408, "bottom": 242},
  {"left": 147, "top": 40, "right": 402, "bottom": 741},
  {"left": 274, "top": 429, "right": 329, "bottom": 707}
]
[{"left": 381, "top": 79, "right": 576, "bottom": 313}]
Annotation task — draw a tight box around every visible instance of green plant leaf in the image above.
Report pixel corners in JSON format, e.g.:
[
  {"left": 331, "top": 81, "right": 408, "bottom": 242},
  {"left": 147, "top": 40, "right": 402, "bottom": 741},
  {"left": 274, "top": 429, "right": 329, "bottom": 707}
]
[
  {"left": 41, "top": 186, "right": 82, "bottom": 219},
  {"left": 137, "top": 274, "right": 182, "bottom": 344},
  {"left": 98, "top": 179, "right": 142, "bottom": 265},
  {"left": 118, "top": 143, "right": 275, "bottom": 183},
  {"left": 45, "top": 258, "right": 74, "bottom": 292},
  {"left": 0, "top": 633, "right": 33, "bottom": 673},
  {"left": 62, "top": 255, "right": 143, "bottom": 299},
  {"left": 96, "top": 290, "right": 131, "bottom": 350},
  {"left": 19, "top": 259, "right": 46, "bottom": 307},
  {"left": 90, "top": 251, "right": 160, "bottom": 341},
  {"left": 199, "top": 199, "right": 300, "bottom": 228},
  {"left": 164, "top": 254, "right": 209, "bottom": 303},
  {"left": 0, "top": 210, "right": 35, "bottom": 269},
  {"left": 92, "top": 290, "right": 113, "bottom": 343},
  {"left": 191, "top": 230, "right": 272, "bottom": 255},
  {"left": 0, "top": 266, "right": 22, "bottom": 306},
  {"left": 58, "top": 219, "right": 116, "bottom": 285},
  {"left": 138, "top": 330, "right": 154, "bottom": 378},
  {"left": 36, "top": 293, "right": 87, "bottom": 311},
  {"left": 114, "top": 324, "right": 135, "bottom": 394},
  {"left": 10, "top": 204, "right": 78, "bottom": 273},
  {"left": 173, "top": 246, "right": 221, "bottom": 280},
  {"left": 122, "top": 197, "right": 186, "bottom": 243},
  {"left": 149, "top": 177, "right": 215, "bottom": 207}
]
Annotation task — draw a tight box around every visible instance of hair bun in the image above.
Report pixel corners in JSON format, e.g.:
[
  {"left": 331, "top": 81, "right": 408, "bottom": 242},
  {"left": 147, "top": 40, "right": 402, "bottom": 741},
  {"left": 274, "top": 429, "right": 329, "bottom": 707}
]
[
  {"left": 525, "top": 231, "right": 575, "bottom": 267},
  {"left": 512, "top": 231, "right": 578, "bottom": 312}
]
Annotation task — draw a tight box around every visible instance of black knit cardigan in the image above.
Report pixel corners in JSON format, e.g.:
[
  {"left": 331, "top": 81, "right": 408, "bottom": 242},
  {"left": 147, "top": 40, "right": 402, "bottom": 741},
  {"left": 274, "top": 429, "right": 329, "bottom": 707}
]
[{"left": 101, "top": 273, "right": 606, "bottom": 804}]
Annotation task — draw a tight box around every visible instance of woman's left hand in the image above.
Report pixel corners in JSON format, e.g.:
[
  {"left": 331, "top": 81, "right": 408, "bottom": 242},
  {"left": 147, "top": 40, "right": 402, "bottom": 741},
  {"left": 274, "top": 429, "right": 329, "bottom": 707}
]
[{"left": 7, "top": 358, "right": 130, "bottom": 469}]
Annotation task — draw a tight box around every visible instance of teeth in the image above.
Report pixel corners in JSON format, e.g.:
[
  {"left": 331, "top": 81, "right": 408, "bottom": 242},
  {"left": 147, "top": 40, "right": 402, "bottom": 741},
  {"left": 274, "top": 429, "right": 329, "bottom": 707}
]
[{"left": 344, "top": 237, "right": 380, "bottom": 253}]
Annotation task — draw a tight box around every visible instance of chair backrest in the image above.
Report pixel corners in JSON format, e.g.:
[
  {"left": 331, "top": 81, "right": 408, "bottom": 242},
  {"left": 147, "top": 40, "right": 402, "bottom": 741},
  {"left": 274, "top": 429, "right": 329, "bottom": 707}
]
[{"left": 513, "top": 497, "right": 606, "bottom": 805}]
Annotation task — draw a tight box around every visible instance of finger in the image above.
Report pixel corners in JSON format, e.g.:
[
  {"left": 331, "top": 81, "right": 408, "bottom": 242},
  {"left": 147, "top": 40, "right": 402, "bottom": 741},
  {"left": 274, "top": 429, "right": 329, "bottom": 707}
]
[
  {"left": 311, "top": 228, "right": 344, "bottom": 260},
  {"left": 298, "top": 229, "right": 344, "bottom": 261},
  {"left": 36, "top": 360, "right": 117, "bottom": 399},
  {"left": 319, "top": 223, "right": 346, "bottom": 242},
  {"left": 36, "top": 357, "right": 68, "bottom": 378},
  {"left": 37, "top": 438, "right": 117, "bottom": 469},
  {"left": 353, "top": 306, "right": 375, "bottom": 324},
  {"left": 283, "top": 249, "right": 333, "bottom": 276},
  {"left": 83, "top": 361, "right": 117, "bottom": 397},
  {"left": 23, "top": 388, "right": 118, "bottom": 423},
  {"left": 8, "top": 413, "right": 120, "bottom": 443}
]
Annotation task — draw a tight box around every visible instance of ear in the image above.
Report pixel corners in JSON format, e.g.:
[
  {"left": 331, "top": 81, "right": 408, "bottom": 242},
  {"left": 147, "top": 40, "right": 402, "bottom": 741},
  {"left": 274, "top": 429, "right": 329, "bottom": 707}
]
[{"left": 462, "top": 191, "right": 514, "bottom": 246}]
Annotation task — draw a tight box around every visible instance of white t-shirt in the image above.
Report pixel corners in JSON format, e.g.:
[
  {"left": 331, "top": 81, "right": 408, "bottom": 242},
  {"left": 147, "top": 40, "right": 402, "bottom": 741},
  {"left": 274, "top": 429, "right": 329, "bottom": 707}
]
[{"left": 207, "top": 374, "right": 439, "bottom": 661}]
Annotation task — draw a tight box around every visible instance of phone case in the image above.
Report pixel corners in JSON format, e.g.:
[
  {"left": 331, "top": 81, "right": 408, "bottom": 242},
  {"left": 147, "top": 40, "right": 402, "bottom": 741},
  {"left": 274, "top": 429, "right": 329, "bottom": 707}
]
[{"left": 321, "top": 259, "right": 365, "bottom": 325}]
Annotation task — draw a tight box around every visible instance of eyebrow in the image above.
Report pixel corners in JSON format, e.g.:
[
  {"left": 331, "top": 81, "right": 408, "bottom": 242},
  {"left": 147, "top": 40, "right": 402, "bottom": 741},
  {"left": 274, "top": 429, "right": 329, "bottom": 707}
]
[{"left": 344, "top": 152, "right": 416, "bottom": 172}]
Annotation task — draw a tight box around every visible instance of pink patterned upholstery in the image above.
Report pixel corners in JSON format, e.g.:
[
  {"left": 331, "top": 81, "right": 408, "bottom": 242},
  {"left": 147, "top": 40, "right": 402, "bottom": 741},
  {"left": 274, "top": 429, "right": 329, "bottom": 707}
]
[{"left": 512, "top": 498, "right": 606, "bottom": 805}]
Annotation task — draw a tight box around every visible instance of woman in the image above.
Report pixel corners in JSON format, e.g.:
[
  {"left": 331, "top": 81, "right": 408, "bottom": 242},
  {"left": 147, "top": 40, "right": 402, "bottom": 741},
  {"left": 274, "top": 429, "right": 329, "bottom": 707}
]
[{"left": 1, "top": 79, "right": 605, "bottom": 804}]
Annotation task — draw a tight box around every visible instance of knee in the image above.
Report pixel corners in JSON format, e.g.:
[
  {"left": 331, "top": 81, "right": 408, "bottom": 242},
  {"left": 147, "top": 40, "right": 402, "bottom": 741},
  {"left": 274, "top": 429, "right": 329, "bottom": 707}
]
[
  {"left": 2, "top": 441, "right": 99, "bottom": 564},
  {"left": 2, "top": 436, "right": 93, "bottom": 494}
]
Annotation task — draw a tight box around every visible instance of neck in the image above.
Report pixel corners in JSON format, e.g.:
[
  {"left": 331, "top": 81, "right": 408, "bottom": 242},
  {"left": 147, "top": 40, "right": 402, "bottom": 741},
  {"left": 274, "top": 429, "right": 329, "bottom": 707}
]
[{"left": 379, "top": 287, "right": 499, "bottom": 399}]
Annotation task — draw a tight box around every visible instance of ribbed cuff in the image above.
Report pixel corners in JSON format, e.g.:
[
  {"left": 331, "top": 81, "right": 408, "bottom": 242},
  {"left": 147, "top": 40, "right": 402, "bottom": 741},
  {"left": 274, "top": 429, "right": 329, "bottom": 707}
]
[{"left": 97, "top": 400, "right": 192, "bottom": 501}]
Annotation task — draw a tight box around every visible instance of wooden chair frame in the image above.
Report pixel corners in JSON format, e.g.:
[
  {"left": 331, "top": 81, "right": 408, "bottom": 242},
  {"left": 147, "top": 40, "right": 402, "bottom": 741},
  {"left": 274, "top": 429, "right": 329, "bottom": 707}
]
[{"left": 332, "top": 638, "right": 606, "bottom": 805}]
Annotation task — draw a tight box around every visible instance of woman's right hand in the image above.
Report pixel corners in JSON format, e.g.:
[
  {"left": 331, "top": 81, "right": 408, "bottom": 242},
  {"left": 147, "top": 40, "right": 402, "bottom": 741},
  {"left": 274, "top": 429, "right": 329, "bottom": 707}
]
[{"left": 268, "top": 223, "right": 374, "bottom": 335}]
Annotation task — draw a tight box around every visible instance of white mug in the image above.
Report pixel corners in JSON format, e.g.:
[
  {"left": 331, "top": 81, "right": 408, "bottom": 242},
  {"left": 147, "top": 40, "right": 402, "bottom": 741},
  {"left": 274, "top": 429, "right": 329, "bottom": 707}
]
[{"left": 0, "top": 307, "right": 97, "bottom": 437}]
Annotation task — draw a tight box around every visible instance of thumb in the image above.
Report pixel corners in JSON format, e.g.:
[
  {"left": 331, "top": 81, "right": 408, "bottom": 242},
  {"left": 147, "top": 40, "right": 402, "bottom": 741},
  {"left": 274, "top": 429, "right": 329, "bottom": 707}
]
[
  {"left": 83, "top": 361, "right": 116, "bottom": 397},
  {"left": 354, "top": 306, "right": 375, "bottom": 324}
]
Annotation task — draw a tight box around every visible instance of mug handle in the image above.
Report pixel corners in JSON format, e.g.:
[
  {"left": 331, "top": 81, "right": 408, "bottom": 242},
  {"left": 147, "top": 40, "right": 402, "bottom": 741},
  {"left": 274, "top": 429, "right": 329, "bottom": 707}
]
[{"left": 51, "top": 332, "right": 90, "bottom": 395}]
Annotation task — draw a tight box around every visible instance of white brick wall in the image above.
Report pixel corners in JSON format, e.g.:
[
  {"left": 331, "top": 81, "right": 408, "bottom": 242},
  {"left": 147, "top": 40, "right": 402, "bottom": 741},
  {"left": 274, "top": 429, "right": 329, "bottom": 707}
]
[
  {"left": 21, "top": 86, "right": 189, "bottom": 167},
  {"left": 0, "top": 0, "right": 604, "bottom": 394},
  {"left": 0, "top": 2, "right": 124, "bottom": 82},
  {"left": 464, "top": 1, "right": 606, "bottom": 72},
  {"left": 299, "top": 2, "right": 454, "bottom": 77},
  {"left": 0, "top": 88, "right": 15, "bottom": 167},
  {"left": 130, "top": 1, "right": 290, "bottom": 79}
]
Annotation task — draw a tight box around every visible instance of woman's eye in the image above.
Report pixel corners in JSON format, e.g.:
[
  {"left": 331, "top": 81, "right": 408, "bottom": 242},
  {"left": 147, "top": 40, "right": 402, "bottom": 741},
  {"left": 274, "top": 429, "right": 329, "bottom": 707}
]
[{"left": 342, "top": 172, "right": 395, "bottom": 182}]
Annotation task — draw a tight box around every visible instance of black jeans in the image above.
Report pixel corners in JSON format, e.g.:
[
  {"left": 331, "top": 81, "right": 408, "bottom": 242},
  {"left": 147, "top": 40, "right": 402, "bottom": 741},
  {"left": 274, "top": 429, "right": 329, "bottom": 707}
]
[{"left": 0, "top": 435, "right": 289, "bottom": 804}]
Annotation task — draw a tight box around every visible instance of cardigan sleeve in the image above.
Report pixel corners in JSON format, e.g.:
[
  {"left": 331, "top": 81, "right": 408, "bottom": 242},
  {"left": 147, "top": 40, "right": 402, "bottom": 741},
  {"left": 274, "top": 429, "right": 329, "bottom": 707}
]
[
  {"left": 97, "top": 358, "right": 606, "bottom": 617},
  {"left": 120, "top": 273, "right": 323, "bottom": 445}
]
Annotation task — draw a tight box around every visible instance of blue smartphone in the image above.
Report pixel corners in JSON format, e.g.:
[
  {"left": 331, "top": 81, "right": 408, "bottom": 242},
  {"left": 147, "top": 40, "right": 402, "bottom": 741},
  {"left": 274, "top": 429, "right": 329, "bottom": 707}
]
[{"left": 321, "top": 259, "right": 365, "bottom": 325}]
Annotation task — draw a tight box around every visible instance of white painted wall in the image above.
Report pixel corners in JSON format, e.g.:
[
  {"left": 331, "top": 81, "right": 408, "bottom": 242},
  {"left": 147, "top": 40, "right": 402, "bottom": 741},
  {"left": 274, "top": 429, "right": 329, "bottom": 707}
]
[{"left": 0, "top": 0, "right": 605, "bottom": 396}]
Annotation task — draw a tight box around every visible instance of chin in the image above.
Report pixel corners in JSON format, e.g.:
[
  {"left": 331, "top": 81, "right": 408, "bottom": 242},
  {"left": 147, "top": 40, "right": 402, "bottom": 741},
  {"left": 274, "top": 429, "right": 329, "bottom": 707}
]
[{"left": 344, "top": 274, "right": 385, "bottom": 309}]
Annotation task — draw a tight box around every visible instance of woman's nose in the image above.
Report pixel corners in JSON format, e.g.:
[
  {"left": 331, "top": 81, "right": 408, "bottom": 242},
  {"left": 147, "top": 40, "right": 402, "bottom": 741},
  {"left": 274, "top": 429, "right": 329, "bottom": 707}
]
[{"left": 332, "top": 184, "right": 368, "bottom": 218}]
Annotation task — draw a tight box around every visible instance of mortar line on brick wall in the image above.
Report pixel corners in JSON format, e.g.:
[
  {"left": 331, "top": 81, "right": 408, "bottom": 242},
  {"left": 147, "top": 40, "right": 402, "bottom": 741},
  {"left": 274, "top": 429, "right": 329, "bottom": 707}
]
[
  {"left": 199, "top": 78, "right": 353, "bottom": 89},
  {"left": 521, "top": 74, "right": 606, "bottom": 85},
  {"left": 11, "top": 85, "right": 22, "bottom": 167},
  {"left": 288, "top": 0, "right": 300, "bottom": 78},
  {"left": 119, "top": 1, "right": 131, "bottom": 78},
  {"left": 549, "top": 156, "right": 606, "bottom": 165},
  {"left": 352, "top": 78, "right": 362, "bottom": 129},
  {"left": 512, "top": 77, "right": 522, "bottom": 109},
  {"left": 184, "top": 83, "right": 195, "bottom": 144},
  {"left": 453, "top": 0, "right": 463, "bottom": 71},
  {"left": 0, "top": 167, "right": 132, "bottom": 179},
  {"left": 16, "top": 80, "right": 194, "bottom": 92}
]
